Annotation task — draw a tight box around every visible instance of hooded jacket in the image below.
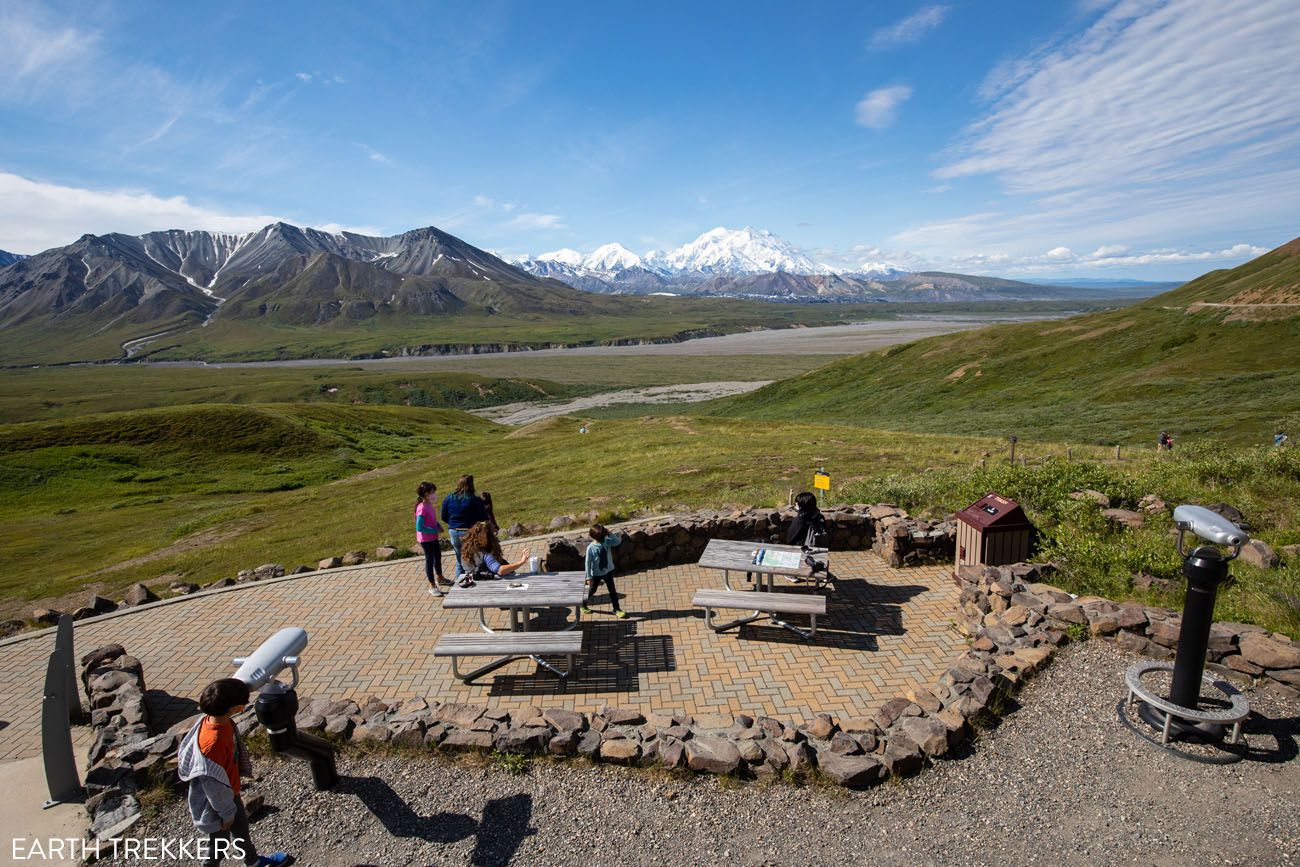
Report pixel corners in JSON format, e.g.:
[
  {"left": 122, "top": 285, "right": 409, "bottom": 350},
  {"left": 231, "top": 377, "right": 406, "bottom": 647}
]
[{"left": 177, "top": 717, "right": 253, "bottom": 833}]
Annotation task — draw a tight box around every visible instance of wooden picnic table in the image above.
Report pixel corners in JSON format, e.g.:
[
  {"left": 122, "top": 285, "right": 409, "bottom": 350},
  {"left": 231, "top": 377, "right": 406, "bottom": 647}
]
[
  {"left": 697, "top": 538, "right": 830, "bottom": 592},
  {"left": 438, "top": 571, "right": 587, "bottom": 681}
]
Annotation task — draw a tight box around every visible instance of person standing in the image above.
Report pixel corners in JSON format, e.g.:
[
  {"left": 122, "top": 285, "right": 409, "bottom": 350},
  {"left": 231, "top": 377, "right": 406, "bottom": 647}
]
[
  {"left": 440, "top": 475, "right": 489, "bottom": 579},
  {"left": 414, "top": 482, "right": 447, "bottom": 596},
  {"left": 178, "top": 678, "right": 291, "bottom": 867},
  {"left": 583, "top": 523, "right": 626, "bottom": 618}
]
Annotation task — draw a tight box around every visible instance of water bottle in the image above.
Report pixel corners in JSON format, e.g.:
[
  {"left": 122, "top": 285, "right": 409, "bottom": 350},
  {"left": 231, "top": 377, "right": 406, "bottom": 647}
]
[{"left": 528, "top": 555, "right": 540, "bottom": 574}]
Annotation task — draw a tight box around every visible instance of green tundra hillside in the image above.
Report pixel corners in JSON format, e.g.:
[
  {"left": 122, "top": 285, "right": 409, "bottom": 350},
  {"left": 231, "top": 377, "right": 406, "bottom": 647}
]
[{"left": 709, "top": 237, "right": 1300, "bottom": 445}]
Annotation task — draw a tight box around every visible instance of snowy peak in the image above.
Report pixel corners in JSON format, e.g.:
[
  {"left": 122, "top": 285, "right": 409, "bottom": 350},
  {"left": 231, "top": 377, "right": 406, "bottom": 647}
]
[
  {"left": 656, "top": 226, "right": 832, "bottom": 276},
  {"left": 584, "top": 242, "right": 641, "bottom": 271},
  {"left": 537, "top": 248, "right": 585, "bottom": 267}
]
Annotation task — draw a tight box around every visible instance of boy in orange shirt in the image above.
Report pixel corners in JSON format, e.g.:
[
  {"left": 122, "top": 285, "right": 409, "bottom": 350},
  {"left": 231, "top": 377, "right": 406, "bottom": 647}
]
[{"left": 178, "top": 678, "right": 290, "bottom": 866}]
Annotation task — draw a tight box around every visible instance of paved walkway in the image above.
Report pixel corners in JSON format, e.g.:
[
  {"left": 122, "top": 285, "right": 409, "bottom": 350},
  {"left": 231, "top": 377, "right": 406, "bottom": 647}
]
[{"left": 0, "top": 549, "right": 963, "bottom": 761}]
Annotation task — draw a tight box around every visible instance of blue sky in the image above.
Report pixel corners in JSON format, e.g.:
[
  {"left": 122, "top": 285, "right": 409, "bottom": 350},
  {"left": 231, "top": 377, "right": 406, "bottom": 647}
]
[{"left": 2, "top": 0, "right": 1298, "bottom": 279}]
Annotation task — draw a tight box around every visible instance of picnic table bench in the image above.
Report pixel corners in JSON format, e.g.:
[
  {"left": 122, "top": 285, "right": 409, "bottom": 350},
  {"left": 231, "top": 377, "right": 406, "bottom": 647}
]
[
  {"left": 691, "top": 588, "right": 826, "bottom": 639},
  {"left": 434, "top": 631, "right": 583, "bottom": 682}
]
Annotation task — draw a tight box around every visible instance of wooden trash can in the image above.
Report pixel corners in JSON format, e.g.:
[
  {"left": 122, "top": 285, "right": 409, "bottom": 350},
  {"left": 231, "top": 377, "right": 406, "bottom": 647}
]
[{"left": 955, "top": 493, "right": 1035, "bottom": 569}]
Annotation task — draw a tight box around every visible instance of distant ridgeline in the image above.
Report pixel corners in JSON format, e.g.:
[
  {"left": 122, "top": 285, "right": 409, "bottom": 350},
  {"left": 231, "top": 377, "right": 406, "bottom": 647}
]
[{"left": 711, "top": 235, "right": 1300, "bottom": 444}]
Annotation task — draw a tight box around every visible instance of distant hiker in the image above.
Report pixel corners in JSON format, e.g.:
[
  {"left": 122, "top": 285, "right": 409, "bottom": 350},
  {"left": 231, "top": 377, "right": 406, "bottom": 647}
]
[
  {"left": 178, "top": 678, "right": 291, "bottom": 867},
  {"left": 415, "top": 481, "right": 447, "bottom": 596},
  {"left": 1276, "top": 431, "right": 1290, "bottom": 447},
  {"left": 583, "top": 523, "right": 626, "bottom": 618},
  {"left": 440, "top": 474, "right": 490, "bottom": 578},
  {"left": 457, "top": 521, "right": 529, "bottom": 585},
  {"left": 1157, "top": 431, "right": 1174, "bottom": 452},
  {"left": 480, "top": 491, "right": 501, "bottom": 533},
  {"left": 578, "top": 424, "right": 588, "bottom": 434}
]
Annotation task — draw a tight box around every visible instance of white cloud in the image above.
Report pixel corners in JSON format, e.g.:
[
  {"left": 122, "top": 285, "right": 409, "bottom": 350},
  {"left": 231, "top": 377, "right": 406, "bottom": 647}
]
[
  {"left": 0, "top": 7, "right": 99, "bottom": 94},
  {"left": 505, "top": 212, "right": 567, "bottom": 231},
  {"left": 1045, "top": 246, "right": 1074, "bottom": 260},
  {"left": 295, "top": 71, "right": 312, "bottom": 82},
  {"left": 868, "top": 5, "right": 950, "bottom": 50},
  {"left": 472, "top": 194, "right": 494, "bottom": 207},
  {"left": 854, "top": 85, "right": 913, "bottom": 130},
  {"left": 355, "top": 143, "right": 392, "bottom": 164},
  {"left": 924, "top": 184, "right": 952, "bottom": 194},
  {"left": 0, "top": 172, "right": 381, "bottom": 253}
]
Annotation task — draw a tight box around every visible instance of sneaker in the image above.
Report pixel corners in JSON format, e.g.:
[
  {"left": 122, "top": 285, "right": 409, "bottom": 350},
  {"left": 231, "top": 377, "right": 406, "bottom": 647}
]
[
  {"left": 254, "top": 855, "right": 292, "bottom": 867},
  {"left": 580, "top": 605, "right": 593, "bottom": 615},
  {"left": 427, "top": 586, "right": 443, "bottom": 597},
  {"left": 614, "top": 609, "right": 628, "bottom": 619}
]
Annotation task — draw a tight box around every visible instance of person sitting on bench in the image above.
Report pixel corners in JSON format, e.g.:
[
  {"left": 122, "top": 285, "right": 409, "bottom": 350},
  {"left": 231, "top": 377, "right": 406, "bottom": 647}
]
[
  {"left": 787, "top": 491, "right": 829, "bottom": 549},
  {"left": 457, "top": 521, "right": 529, "bottom": 586}
]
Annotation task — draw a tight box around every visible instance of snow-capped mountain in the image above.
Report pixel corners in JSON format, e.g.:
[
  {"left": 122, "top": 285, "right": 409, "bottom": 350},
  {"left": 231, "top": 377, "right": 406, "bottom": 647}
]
[
  {"left": 0, "top": 249, "right": 25, "bottom": 268},
  {"left": 514, "top": 226, "right": 903, "bottom": 296},
  {"left": 648, "top": 227, "right": 833, "bottom": 275}
]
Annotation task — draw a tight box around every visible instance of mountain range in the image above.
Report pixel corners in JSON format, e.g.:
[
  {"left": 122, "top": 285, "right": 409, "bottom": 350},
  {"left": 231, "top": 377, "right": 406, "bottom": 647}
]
[
  {"left": 0, "top": 250, "right": 23, "bottom": 268},
  {"left": 512, "top": 226, "right": 1166, "bottom": 302}
]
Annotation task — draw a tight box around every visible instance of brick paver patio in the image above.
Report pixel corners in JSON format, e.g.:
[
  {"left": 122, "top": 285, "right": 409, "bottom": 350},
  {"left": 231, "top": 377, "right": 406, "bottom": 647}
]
[{"left": 0, "top": 549, "right": 963, "bottom": 761}]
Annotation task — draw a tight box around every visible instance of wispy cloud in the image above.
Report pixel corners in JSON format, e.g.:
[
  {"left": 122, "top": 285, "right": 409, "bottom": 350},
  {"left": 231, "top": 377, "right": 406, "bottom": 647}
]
[
  {"left": 898, "top": 0, "right": 1300, "bottom": 264},
  {"left": 356, "top": 143, "right": 393, "bottom": 165},
  {"left": 854, "top": 85, "right": 913, "bottom": 130},
  {"left": 295, "top": 71, "right": 312, "bottom": 82},
  {"left": 868, "top": 5, "right": 949, "bottom": 50},
  {"left": 0, "top": 6, "right": 100, "bottom": 95},
  {"left": 505, "top": 212, "right": 567, "bottom": 231}
]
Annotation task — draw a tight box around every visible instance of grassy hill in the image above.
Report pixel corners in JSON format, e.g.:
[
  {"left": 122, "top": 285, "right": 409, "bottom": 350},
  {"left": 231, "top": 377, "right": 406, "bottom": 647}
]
[{"left": 709, "top": 238, "right": 1300, "bottom": 445}]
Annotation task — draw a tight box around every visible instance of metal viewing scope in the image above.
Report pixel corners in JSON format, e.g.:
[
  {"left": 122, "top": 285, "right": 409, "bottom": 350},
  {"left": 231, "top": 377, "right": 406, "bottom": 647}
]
[
  {"left": 232, "top": 627, "right": 307, "bottom": 690},
  {"left": 231, "top": 627, "right": 337, "bottom": 790},
  {"left": 1172, "top": 505, "right": 1248, "bottom": 557}
]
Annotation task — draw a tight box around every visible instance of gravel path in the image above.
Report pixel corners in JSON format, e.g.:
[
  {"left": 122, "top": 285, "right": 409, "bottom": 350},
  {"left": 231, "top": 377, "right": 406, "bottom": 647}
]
[{"left": 105, "top": 641, "right": 1298, "bottom": 866}]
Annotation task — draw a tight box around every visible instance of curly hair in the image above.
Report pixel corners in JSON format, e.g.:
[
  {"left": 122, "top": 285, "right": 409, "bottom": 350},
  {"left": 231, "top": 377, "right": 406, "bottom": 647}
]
[{"left": 457, "top": 521, "right": 502, "bottom": 565}]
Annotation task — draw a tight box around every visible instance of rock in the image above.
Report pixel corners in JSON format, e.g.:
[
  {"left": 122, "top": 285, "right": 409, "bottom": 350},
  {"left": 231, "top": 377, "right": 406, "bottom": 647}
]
[
  {"left": 818, "top": 752, "right": 886, "bottom": 787},
  {"left": 87, "top": 595, "right": 118, "bottom": 615},
  {"left": 1147, "top": 619, "right": 1182, "bottom": 648},
  {"left": 839, "top": 717, "right": 878, "bottom": 734},
  {"left": 549, "top": 515, "right": 577, "bottom": 530},
  {"left": 435, "top": 703, "right": 486, "bottom": 728},
  {"left": 122, "top": 583, "right": 159, "bottom": 606},
  {"left": 783, "top": 740, "right": 816, "bottom": 774},
  {"left": 167, "top": 582, "right": 199, "bottom": 596},
  {"left": 1205, "top": 503, "right": 1248, "bottom": 528},
  {"left": 341, "top": 551, "right": 367, "bottom": 567},
  {"left": 828, "top": 731, "right": 862, "bottom": 755},
  {"left": 290, "top": 565, "right": 314, "bottom": 575},
  {"left": 318, "top": 556, "right": 343, "bottom": 570},
  {"left": 244, "top": 793, "right": 265, "bottom": 819},
  {"left": 72, "top": 607, "right": 97, "bottom": 621},
  {"left": 1046, "top": 603, "right": 1086, "bottom": 625},
  {"left": 542, "top": 708, "right": 586, "bottom": 733},
  {"left": 803, "top": 713, "right": 838, "bottom": 740},
  {"left": 1280, "top": 544, "right": 1300, "bottom": 564},
  {"left": 1133, "top": 572, "right": 1177, "bottom": 594},
  {"left": 441, "top": 730, "right": 494, "bottom": 750},
  {"left": 685, "top": 735, "right": 742, "bottom": 775},
  {"left": 32, "top": 608, "right": 64, "bottom": 626},
  {"left": 547, "top": 730, "right": 578, "bottom": 756},
  {"left": 601, "top": 706, "right": 645, "bottom": 726},
  {"left": 1138, "top": 494, "right": 1167, "bottom": 513},
  {"left": 324, "top": 715, "right": 354, "bottom": 738},
  {"left": 496, "top": 726, "right": 551, "bottom": 754},
  {"left": 577, "top": 730, "right": 603, "bottom": 758},
  {"left": 390, "top": 720, "right": 427, "bottom": 748},
  {"left": 882, "top": 733, "right": 925, "bottom": 776},
  {"left": 90, "top": 791, "right": 140, "bottom": 841},
  {"left": 1239, "top": 633, "right": 1300, "bottom": 670},
  {"left": 1115, "top": 631, "right": 1150, "bottom": 654},
  {"left": 736, "top": 739, "right": 764, "bottom": 763},
  {"left": 506, "top": 522, "right": 526, "bottom": 538},
  {"left": 1103, "top": 508, "right": 1145, "bottom": 529},
  {"left": 1266, "top": 668, "right": 1300, "bottom": 689},
  {"left": 599, "top": 739, "right": 641, "bottom": 764},
  {"left": 374, "top": 546, "right": 399, "bottom": 561},
  {"left": 660, "top": 739, "right": 685, "bottom": 770},
  {"left": 897, "top": 716, "right": 950, "bottom": 757},
  {"left": 692, "top": 712, "right": 734, "bottom": 731},
  {"left": 1238, "top": 540, "right": 1279, "bottom": 570},
  {"left": 1224, "top": 653, "right": 1264, "bottom": 676},
  {"left": 253, "top": 563, "right": 284, "bottom": 581},
  {"left": 0, "top": 619, "right": 24, "bottom": 637},
  {"left": 1069, "top": 489, "right": 1110, "bottom": 507}
]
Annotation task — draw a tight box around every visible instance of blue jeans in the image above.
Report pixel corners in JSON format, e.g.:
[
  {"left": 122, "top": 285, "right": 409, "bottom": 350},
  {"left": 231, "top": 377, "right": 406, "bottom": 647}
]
[{"left": 448, "top": 527, "right": 467, "bottom": 577}]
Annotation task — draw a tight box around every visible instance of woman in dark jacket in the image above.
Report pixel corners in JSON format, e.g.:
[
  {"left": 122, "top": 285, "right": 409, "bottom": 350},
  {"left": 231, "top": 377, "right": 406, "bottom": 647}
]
[{"left": 440, "top": 474, "right": 490, "bottom": 578}]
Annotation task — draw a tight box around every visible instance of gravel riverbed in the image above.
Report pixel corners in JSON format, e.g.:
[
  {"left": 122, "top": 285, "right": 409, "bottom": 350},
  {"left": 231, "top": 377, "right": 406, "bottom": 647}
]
[{"left": 103, "top": 641, "right": 1298, "bottom": 866}]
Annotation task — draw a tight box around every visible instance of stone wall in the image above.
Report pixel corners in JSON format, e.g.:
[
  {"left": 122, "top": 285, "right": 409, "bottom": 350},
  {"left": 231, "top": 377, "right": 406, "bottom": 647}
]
[{"left": 543, "top": 504, "right": 957, "bottom": 571}]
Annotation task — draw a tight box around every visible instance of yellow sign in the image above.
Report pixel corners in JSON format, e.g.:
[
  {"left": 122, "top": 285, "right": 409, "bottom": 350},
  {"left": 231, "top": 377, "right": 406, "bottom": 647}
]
[{"left": 813, "top": 472, "right": 831, "bottom": 491}]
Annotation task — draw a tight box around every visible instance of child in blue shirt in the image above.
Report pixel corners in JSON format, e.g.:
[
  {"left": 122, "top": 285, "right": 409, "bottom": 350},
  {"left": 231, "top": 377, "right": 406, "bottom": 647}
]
[{"left": 583, "top": 524, "right": 626, "bottom": 618}]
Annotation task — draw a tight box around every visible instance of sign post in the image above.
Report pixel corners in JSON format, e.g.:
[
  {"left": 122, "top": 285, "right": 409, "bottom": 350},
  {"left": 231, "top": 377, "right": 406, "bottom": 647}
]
[{"left": 813, "top": 467, "right": 831, "bottom": 504}]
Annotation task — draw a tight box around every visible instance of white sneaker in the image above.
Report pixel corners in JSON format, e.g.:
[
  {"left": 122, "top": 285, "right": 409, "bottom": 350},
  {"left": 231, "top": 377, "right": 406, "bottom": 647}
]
[{"left": 428, "top": 586, "right": 443, "bottom": 597}]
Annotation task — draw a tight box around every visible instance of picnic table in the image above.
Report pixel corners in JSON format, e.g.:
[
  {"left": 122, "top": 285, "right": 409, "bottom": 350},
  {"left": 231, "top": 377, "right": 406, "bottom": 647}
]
[
  {"left": 697, "top": 538, "right": 830, "bottom": 592},
  {"left": 692, "top": 539, "right": 831, "bottom": 640},
  {"left": 436, "top": 571, "right": 587, "bottom": 682}
]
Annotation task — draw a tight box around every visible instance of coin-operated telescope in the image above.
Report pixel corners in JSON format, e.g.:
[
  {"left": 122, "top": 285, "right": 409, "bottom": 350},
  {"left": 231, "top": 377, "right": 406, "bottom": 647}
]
[{"left": 233, "top": 628, "right": 338, "bottom": 790}]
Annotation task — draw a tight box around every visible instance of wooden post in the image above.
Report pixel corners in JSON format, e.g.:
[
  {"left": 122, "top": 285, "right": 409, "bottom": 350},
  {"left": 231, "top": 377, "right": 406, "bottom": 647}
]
[
  {"left": 1115, "top": 444, "right": 1122, "bottom": 462},
  {"left": 1066, "top": 447, "right": 1073, "bottom": 462},
  {"left": 1009, "top": 440, "right": 1017, "bottom": 465}
]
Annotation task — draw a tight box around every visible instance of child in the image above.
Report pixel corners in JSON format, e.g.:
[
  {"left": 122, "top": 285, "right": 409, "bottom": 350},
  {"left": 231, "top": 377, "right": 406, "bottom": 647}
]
[
  {"left": 415, "top": 481, "right": 447, "bottom": 596},
  {"left": 457, "top": 521, "right": 530, "bottom": 584},
  {"left": 178, "top": 678, "right": 290, "bottom": 867},
  {"left": 583, "top": 524, "right": 626, "bottom": 618}
]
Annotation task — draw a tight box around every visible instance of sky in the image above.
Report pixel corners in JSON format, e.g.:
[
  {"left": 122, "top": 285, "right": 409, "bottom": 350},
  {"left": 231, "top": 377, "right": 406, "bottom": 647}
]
[{"left": 2, "top": 0, "right": 1299, "bottom": 279}]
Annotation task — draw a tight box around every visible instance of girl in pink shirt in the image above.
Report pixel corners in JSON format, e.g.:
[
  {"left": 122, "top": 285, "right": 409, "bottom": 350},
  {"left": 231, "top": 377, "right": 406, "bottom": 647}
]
[{"left": 415, "top": 482, "right": 447, "bottom": 596}]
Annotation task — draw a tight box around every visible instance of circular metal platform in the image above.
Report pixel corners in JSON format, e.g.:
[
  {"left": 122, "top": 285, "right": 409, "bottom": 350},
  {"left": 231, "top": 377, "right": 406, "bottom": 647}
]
[{"left": 1125, "top": 660, "right": 1249, "bottom": 745}]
